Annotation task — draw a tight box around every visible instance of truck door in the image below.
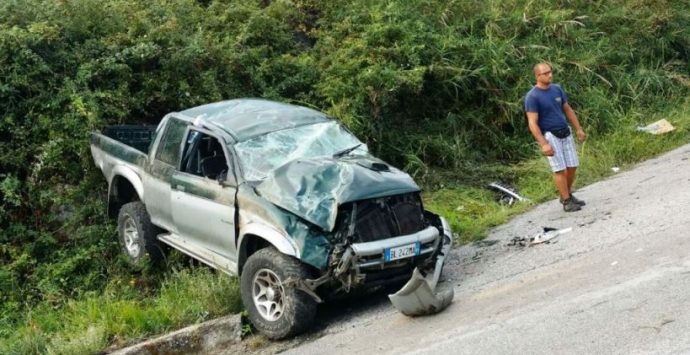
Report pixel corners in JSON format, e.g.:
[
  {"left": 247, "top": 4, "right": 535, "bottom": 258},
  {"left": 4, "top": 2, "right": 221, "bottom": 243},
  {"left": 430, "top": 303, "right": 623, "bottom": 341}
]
[
  {"left": 144, "top": 116, "right": 189, "bottom": 232},
  {"left": 170, "top": 128, "right": 237, "bottom": 260}
]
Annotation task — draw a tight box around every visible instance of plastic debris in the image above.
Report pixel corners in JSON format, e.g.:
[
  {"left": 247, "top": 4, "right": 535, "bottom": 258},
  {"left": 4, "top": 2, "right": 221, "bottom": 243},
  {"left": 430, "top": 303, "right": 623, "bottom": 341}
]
[
  {"left": 636, "top": 119, "right": 675, "bottom": 135},
  {"left": 531, "top": 227, "right": 572, "bottom": 245},
  {"left": 389, "top": 268, "right": 454, "bottom": 317},
  {"left": 487, "top": 182, "right": 530, "bottom": 206},
  {"left": 507, "top": 227, "right": 573, "bottom": 247},
  {"left": 507, "top": 236, "right": 529, "bottom": 247},
  {"left": 389, "top": 234, "right": 454, "bottom": 316},
  {"left": 611, "top": 167, "right": 620, "bottom": 173}
]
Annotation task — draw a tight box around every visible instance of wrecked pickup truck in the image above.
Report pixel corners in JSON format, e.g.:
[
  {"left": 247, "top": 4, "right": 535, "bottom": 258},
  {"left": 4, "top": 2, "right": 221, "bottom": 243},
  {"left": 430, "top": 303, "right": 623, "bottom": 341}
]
[{"left": 91, "top": 99, "right": 453, "bottom": 339}]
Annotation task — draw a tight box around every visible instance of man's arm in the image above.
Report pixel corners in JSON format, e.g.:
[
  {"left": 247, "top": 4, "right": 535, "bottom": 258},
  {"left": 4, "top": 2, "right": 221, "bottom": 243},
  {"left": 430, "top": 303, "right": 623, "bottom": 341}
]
[
  {"left": 526, "top": 111, "right": 554, "bottom": 156},
  {"left": 563, "top": 102, "right": 586, "bottom": 142}
]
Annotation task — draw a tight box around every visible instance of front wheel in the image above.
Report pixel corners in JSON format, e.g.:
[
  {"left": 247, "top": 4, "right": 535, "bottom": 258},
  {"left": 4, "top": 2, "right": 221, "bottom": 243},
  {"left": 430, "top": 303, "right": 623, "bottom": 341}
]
[{"left": 240, "top": 247, "right": 317, "bottom": 339}]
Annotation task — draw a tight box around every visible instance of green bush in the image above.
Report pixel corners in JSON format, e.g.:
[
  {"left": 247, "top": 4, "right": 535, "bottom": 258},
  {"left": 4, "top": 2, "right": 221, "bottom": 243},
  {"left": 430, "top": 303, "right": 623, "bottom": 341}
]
[{"left": 1, "top": 0, "right": 689, "bottom": 352}]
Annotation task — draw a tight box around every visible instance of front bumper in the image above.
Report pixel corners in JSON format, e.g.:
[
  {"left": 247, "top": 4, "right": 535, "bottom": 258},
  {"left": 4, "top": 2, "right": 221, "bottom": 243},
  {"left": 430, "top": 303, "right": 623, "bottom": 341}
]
[
  {"left": 331, "top": 216, "right": 453, "bottom": 288},
  {"left": 350, "top": 225, "right": 439, "bottom": 268}
]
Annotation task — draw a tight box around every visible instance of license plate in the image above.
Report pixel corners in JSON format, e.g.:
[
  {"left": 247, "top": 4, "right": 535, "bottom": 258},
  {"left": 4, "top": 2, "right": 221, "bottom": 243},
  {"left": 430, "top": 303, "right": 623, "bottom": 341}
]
[{"left": 385, "top": 242, "right": 420, "bottom": 262}]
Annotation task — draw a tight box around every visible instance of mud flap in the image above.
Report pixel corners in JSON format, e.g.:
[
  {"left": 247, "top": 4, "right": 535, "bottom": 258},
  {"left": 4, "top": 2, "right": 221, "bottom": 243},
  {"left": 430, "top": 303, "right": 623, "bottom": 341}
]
[{"left": 389, "top": 233, "right": 454, "bottom": 316}]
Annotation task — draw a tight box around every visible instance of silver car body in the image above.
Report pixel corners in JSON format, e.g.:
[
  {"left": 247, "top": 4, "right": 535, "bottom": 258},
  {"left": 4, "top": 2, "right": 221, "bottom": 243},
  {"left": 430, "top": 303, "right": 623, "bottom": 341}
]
[{"left": 91, "top": 99, "right": 452, "bottom": 293}]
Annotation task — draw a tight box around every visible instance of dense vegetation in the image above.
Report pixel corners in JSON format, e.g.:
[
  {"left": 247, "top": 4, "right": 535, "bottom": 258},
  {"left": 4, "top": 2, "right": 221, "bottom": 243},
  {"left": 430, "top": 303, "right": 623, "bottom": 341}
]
[{"left": 1, "top": 0, "right": 689, "bottom": 352}]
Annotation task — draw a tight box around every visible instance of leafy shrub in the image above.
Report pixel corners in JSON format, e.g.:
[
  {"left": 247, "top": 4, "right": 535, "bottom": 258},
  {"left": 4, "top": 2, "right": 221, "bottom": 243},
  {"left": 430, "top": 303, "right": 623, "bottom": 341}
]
[{"left": 1, "top": 0, "right": 689, "bottom": 352}]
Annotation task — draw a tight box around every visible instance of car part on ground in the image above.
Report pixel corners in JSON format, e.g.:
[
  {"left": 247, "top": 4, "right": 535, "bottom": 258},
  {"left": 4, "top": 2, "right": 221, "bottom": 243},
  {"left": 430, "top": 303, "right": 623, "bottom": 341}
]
[
  {"left": 507, "top": 226, "right": 573, "bottom": 247},
  {"left": 389, "top": 231, "right": 454, "bottom": 316},
  {"left": 487, "top": 182, "right": 530, "bottom": 206},
  {"left": 530, "top": 227, "right": 572, "bottom": 245}
]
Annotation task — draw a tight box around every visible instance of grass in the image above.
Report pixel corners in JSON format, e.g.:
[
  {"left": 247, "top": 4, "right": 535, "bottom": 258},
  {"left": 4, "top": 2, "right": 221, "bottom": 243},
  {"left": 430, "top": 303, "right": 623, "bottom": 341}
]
[
  {"left": 1, "top": 264, "right": 243, "bottom": 355},
  {"left": 424, "top": 97, "right": 690, "bottom": 245}
]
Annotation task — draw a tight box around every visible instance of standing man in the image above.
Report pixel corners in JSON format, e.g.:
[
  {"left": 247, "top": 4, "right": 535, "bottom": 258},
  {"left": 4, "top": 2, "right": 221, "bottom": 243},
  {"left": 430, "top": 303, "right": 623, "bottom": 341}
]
[{"left": 525, "top": 63, "right": 587, "bottom": 212}]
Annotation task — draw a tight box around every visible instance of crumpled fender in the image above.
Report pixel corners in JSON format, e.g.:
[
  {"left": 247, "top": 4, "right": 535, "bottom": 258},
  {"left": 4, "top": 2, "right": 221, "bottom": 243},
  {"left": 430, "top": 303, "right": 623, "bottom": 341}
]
[
  {"left": 238, "top": 223, "right": 301, "bottom": 259},
  {"left": 236, "top": 184, "right": 332, "bottom": 271}
]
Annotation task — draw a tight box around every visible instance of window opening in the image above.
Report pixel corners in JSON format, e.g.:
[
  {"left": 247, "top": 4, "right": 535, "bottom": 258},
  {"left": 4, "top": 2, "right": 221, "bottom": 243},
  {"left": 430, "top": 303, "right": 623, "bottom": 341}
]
[
  {"left": 155, "top": 118, "right": 188, "bottom": 166},
  {"left": 180, "top": 130, "right": 229, "bottom": 181}
]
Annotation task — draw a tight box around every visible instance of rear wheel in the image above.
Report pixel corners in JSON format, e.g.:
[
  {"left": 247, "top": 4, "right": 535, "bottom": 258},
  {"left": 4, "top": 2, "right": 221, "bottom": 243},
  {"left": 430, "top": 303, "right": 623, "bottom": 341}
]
[
  {"left": 117, "top": 201, "right": 164, "bottom": 267},
  {"left": 240, "top": 247, "right": 317, "bottom": 339}
]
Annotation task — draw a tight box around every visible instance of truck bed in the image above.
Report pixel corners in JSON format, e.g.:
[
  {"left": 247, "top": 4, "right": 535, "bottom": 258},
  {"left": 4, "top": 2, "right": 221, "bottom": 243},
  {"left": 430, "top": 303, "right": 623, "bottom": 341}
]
[
  {"left": 90, "top": 125, "right": 155, "bottom": 178},
  {"left": 103, "top": 125, "right": 156, "bottom": 153}
]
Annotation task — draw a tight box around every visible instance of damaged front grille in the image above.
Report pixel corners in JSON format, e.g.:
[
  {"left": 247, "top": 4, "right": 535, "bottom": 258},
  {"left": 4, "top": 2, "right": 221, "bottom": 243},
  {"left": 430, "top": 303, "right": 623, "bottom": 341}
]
[{"left": 338, "top": 192, "right": 426, "bottom": 243}]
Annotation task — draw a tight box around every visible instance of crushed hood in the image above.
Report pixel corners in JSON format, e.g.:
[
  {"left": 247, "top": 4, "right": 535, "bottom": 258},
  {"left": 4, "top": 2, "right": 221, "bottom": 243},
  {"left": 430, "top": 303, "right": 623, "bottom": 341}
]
[{"left": 255, "top": 155, "right": 420, "bottom": 231}]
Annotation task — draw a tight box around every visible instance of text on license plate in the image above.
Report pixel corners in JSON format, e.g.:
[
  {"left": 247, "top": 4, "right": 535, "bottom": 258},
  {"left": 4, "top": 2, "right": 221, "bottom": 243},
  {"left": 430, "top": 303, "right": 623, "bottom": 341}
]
[{"left": 385, "top": 242, "right": 421, "bottom": 262}]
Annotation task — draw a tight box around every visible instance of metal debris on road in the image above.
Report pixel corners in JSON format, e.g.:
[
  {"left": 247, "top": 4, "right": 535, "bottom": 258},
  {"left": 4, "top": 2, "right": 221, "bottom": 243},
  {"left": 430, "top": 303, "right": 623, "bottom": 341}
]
[
  {"left": 507, "top": 227, "right": 573, "bottom": 247},
  {"left": 532, "top": 227, "right": 572, "bottom": 245}
]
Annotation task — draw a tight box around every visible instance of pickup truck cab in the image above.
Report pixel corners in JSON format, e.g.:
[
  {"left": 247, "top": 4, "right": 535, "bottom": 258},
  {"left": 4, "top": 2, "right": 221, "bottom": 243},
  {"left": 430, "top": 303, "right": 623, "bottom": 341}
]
[{"left": 91, "top": 99, "right": 453, "bottom": 338}]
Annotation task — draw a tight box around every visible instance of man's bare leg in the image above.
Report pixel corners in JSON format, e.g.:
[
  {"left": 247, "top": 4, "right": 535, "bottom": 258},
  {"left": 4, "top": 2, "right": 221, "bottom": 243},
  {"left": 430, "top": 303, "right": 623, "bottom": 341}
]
[
  {"left": 555, "top": 170, "right": 580, "bottom": 211},
  {"left": 566, "top": 167, "right": 577, "bottom": 195},
  {"left": 553, "top": 170, "right": 570, "bottom": 200}
]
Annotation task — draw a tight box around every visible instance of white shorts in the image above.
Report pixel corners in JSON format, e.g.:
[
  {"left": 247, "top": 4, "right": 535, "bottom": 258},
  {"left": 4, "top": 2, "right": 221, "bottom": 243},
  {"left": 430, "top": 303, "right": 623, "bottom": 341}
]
[{"left": 544, "top": 130, "right": 579, "bottom": 172}]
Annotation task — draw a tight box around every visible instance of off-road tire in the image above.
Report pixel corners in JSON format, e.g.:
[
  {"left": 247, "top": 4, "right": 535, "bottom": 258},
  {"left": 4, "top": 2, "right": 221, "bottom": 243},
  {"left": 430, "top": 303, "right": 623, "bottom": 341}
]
[
  {"left": 117, "top": 201, "right": 165, "bottom": 267},
  {"left": 240, "top": 247, "right": 317, "bottom": 339}
]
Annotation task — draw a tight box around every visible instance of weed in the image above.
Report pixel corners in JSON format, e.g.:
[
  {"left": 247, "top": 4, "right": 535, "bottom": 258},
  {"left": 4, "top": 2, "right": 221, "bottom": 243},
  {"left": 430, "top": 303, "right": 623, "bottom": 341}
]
[{"left": 1, "top": 0, "right": 689, "bottom": 352}]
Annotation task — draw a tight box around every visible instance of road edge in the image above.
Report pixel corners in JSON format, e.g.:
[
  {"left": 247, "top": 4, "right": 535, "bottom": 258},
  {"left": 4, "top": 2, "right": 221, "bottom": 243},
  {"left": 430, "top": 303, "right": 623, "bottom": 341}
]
[{"left": 108, "top": 314, "right": 242, "bottom": 354}]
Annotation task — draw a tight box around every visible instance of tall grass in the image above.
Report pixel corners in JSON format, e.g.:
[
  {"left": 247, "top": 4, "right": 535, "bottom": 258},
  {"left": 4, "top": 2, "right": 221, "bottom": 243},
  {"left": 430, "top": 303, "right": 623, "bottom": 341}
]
[{"left": 1, "top": 265, "right": 242, "bottom": 355}]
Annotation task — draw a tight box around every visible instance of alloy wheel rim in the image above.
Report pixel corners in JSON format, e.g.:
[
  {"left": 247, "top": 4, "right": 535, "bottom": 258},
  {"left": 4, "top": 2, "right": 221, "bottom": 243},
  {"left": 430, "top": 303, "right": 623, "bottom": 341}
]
[
  {"left": 123, "top": 217, "right": 140, "bottom": 257},
  {"left": 252, "top": 268, "right": 285, "bottom": 321}
]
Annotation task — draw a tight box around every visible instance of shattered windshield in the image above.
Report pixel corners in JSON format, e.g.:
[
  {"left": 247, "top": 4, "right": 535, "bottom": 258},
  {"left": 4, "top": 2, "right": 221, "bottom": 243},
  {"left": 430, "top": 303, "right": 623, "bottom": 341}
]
[{"left": 235, "top": 121, "right": 367, "bottom": 181}]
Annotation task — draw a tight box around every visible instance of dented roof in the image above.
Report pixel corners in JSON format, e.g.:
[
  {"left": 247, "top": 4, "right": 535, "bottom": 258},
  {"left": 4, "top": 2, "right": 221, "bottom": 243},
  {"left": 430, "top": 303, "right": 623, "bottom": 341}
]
[{"left": 179, "top": 99, "right": 329, "bottom": 141}]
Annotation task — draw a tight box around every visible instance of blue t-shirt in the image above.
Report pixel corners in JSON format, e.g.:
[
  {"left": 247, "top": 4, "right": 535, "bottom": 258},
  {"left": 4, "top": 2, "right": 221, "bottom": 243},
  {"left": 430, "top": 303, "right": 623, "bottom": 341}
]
[{"left": 524, "top": 84, "right": 569, "bottom": 133}]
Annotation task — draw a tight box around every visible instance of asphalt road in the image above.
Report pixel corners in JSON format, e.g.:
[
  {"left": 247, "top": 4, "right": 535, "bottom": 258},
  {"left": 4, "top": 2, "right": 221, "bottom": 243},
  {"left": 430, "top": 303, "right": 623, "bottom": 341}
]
[{"left": 227, "top": 144, "right": 690, "bottom": 355}]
